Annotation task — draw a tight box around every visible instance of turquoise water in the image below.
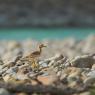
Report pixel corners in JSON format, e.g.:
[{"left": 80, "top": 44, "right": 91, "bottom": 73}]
[{"left": 0, "top": 28, "right": 95, "bottom": 40}]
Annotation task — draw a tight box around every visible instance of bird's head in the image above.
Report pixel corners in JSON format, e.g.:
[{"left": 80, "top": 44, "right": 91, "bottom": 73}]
[{"left": 39, "top": 44, "right": 47, "bottom": 49}]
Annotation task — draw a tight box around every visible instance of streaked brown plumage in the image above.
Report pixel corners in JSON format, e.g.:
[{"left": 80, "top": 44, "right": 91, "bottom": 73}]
[
  {"left": 24, "top": 44, "right": 46, "bottom": 69},
  {"left": 25, "top": 44, "right": 46, "bottom": 59}
]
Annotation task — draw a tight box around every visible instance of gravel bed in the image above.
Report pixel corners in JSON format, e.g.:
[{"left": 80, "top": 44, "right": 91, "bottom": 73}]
[{"left": 0, "top": 35, "right": 95, "bottom": 95}]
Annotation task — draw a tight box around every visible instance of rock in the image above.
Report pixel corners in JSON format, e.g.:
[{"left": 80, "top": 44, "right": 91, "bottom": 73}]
[
  {"left": 87, "top": 70, "right": 95, "bottom": 78},
  {"left": 92, "top": 64, "right": 95, "bottom": 69},
  {"left": 57, "top": 71, "right": 62, "bottom": 76},
  {"left": 68, "top": 81, "right": 77, "bottom": 88},
  {"left": 38, "top": 61, "right": 48, "bottom": 68},
  {"left": 71, "top": 55, "right": 95, "bottom": 68},
  {"left": 0, "top": 88, "right": 10, "bottom": 95},
  {"left": 37, "top": 75, "right": 58, "bottom": 85},
  {"left": 84, "top": 77, "right": 95, "bottom": 85},
  {"left": 3, "top": 74, "right": 12, "bottom": 82},
  {"left": 39, "top": 60, "right": 50, "bottom": 65},
  {"left": 79, "top": 92, "right": 90, "bottom": 95},
  {"left": 63, "top": 67, "right": 82, "bottom": 75},
  {"left": 6, "top": 66, "right": 18, "bottom": 74},
  {"left": 16, "top": 73, "right": 29, "bottom": 80},
  {"left": 45, "top": 54, "right": 63, "bottom": 62},
  {"left": 67, "top": 74, "right": 80, "bottom": 83},
  {"left": 60, "top": 73, "right": 68, "bottom": 80},
  {"left": 31, "top": 79, "right": 38, "bottom": 85},
  {"left": 48, "top": 60, "right": 55, "bottom": 66},
  {"left": 53, "top": 67, "right": 59, "bottom": 72},
  {"left": 16, "top": 93, "right": 28, "bottom": 95}
]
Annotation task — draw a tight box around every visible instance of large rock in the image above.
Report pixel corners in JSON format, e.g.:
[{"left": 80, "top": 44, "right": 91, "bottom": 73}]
[
  {"left": 71, "top": 55, "right": 95, "bottom": 68},
  {"left": 0, "top": 88, "right": 10, "bottom": 95}
]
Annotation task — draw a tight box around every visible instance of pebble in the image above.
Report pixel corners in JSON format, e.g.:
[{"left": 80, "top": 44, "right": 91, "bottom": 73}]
[
  {"left": 92, "top": 64, "right": 95, "bottom": 69},
  {"left": 67, "top": 74, "right": 80, "bottom": 83},
  {"left": 83, "top": 77, "right": 95, "bottom": 85},
  {"left": 0, "top": 88, "right": 10, "bottom": 95},
  {"left": 68, "top": 81, "right": 77, "bottom": 88},
  {"left": 6, "top": 66, "right": 18, "bottom": 74},
  {"left": 3, "top": 74, "right": 13, "bottom": 82},
  {"left": 37, "top": 75, "right": 58, "bottom": 85},
  {"left": 38, "top": 61, "right": 48, "bottom": 68},
  {"left": 38, "top": 60, "right": 50, "bottom": 65},
  {"left": 45, "top": 54, "right": 63, "bottom": 62},
  {"left": 48, "top": 60, "right": 55, "bottom": 66},
  {"left": 16, "top": 73, "right": 29, "bottom": 80}
]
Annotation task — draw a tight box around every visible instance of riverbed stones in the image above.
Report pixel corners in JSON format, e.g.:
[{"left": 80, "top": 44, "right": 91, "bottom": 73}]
[{"left": 1, "top": 36, "right": 95, "bottom": 94}]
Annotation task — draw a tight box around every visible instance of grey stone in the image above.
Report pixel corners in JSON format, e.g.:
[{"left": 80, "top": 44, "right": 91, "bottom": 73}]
[
  {"left": 0, "top": 88, "right": 10, "bottom": 95},
  {"left": 71, "top": 55, "right": 95, "bottom": 68}
]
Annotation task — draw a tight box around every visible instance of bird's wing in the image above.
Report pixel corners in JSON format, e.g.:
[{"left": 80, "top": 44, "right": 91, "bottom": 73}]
[
  {"left": 25, "top": 51, "right": 40, "bottom": 58},
  {"left": 31, "top": 51, "right": 40, "bottom": 56}
]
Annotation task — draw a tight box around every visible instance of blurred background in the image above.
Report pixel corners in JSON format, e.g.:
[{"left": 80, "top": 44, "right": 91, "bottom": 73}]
[{"left": 0, "top": 0, "right": 95, "bottom": 39}]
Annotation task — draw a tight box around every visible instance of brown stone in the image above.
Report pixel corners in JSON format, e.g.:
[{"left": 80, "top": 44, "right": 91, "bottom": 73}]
[{"left": 37, "top": 75, "right": 57, "bottom": 85}]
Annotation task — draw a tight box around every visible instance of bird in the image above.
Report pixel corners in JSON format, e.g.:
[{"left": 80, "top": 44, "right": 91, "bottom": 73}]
[{"left": 24, "top": 44, "right": 47, "bottom": 69}]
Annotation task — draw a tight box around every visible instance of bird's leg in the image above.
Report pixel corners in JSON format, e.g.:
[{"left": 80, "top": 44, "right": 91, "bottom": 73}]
[{"left": 31, "top": 58, "right": 39, "bottom": 69}]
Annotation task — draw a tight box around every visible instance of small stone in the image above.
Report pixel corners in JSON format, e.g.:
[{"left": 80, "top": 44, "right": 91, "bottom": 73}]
[
  {"left": 28, "top": 72, "right": 38, "bottom": 78},
  {"left": 3, "top": 74, "right": 12, "bottom": 82},
  {"left": 37, "top": 75, "right": 57, "bottom": 85},
  {"left": 6, "top": 66, "right": 18, "bottom": 74},
  {"left": 16, "top": 73, "right": 29, "bottom": 80},
  {"left": 31, "top": 80, "right": 38, "bottom": 85},
  {"left": 53, "top": 67, "right": 59, "bottom": 72},
  {"left": 57, "top": 71, "right": 62, "bottom": 76},
  {"left": 64, "top": 61, "right": 71, "bottom": 67},
  {"left": 60, "top": 73, "right": 67, "bottom": 80},
  {"left": 67, "top": 75, "right": 79, "bottom": 83},
  {"left": 39, "top": 60, "right": 50, "bottom": 65},
  {"left": 92, "top": 64, "right": 95, "bottom": 69},
  {"left": 48, "top": 60, "right": 55, "bottom": 66},
  {"left": 63, "top": 67, "right": 82, "bottom": 75},
  {"left": 0, "top": 88, "right": 10, "bottom": 95},
  {"left": 46, "top": 54, "right": 63, "bottom": 62},
  {"left": 68, "top": 81, "right": 77, "bottom": 88},
  {"left": 38, "top": 61, "right": 48, "bottom": 68}
]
